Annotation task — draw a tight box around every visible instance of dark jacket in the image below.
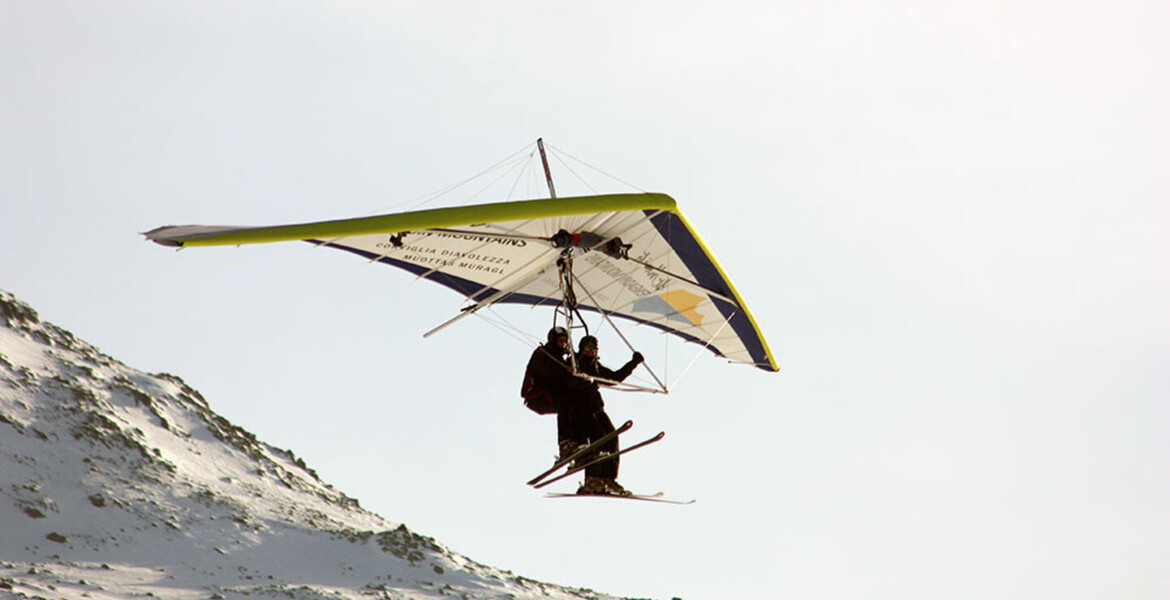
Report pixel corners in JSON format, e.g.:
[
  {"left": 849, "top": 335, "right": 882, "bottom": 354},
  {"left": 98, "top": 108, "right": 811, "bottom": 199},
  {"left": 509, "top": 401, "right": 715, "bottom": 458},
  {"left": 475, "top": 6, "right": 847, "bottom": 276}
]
[{"left": 573, "top": 354, "right": 641, "bottom": 412}]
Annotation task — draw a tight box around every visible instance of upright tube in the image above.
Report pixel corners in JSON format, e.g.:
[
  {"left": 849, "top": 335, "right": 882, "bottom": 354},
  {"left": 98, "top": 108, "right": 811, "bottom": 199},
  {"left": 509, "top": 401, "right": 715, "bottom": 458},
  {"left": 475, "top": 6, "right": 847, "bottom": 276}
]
[{"left": 537, "top": 138, "right": 557, "bottom": 199}]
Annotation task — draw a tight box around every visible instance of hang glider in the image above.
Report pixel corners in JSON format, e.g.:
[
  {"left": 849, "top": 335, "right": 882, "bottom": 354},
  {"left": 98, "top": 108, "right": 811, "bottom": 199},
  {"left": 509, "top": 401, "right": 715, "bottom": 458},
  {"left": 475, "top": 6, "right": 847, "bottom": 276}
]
[{"left": 144, "top": 192, "right": 778, "bottom": 373}]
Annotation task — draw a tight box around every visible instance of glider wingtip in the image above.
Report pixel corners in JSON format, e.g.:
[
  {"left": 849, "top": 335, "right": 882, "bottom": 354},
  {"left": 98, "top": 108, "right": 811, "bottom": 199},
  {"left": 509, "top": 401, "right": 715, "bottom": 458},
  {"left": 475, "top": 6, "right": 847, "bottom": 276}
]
[
  {"left": 650, "top": 192, "right": 679, "bottom": 210},
  {"left": 140, "top": 226, "right": 171, "bottom": 244},
  {"left": 142, "top": 231, "right": 183, "bottom": 248},
  {"left": 755, "top": 360, "right": 780, "bottom": 373}
]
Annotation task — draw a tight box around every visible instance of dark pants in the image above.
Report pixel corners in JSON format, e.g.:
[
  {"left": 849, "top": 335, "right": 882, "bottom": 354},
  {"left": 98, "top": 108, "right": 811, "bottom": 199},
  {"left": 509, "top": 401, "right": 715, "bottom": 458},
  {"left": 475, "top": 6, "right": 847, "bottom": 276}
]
[{"left": 558, "top": 406, "right": 619, "bottom": 479}]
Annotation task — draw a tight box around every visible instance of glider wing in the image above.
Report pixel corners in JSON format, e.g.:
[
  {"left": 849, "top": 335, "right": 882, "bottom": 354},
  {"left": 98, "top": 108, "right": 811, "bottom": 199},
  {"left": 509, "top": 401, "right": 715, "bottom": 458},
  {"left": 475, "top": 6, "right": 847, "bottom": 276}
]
[{"left": 144, "top": 193, "right": 778, "bottom": 372}]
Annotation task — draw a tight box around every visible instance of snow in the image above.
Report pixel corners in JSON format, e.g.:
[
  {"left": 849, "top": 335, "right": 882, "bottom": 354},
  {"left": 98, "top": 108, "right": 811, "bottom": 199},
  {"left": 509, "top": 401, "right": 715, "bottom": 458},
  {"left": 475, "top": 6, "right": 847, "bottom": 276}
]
[{"left": 0, "top": 289, "right": 627, "bottom": 600}]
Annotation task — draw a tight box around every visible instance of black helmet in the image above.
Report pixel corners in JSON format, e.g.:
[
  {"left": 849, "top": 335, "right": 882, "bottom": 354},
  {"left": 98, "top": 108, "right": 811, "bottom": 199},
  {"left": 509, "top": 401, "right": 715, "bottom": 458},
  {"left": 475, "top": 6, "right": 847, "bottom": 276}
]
[
  {"left": 578, "top": 335, "right": 598, "bottom": 352},
  {"left": 547, "top": 326, "right": 568, "bottom": 345}
]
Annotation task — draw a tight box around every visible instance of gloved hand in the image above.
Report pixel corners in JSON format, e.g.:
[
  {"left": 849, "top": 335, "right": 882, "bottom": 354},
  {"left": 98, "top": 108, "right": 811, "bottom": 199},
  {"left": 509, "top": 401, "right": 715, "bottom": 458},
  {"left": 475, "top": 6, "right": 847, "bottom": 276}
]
[{"left": 631, "top": 351, "right": 644, "bottom": 365}]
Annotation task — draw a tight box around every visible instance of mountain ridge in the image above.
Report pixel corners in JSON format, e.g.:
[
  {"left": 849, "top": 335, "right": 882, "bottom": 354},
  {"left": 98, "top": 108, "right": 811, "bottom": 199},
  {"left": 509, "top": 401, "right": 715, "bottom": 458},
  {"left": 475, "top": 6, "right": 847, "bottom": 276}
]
[{"left": 0, "top": 289, "right": 628, "bottom": 600}]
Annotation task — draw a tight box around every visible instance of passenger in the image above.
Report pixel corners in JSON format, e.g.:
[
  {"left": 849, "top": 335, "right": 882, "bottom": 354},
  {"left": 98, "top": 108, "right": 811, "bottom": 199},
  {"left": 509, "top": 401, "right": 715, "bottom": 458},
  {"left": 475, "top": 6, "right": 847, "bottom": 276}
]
[{"left": 560, "top": 335, "right": 642, "bottom": 495}]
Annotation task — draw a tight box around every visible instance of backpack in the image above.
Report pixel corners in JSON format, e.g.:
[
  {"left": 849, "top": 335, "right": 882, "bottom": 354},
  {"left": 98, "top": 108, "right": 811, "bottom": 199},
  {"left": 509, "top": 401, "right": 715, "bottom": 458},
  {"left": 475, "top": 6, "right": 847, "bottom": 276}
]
[{"left": 521, "top": 373, "right": 558, "bottom": 415}]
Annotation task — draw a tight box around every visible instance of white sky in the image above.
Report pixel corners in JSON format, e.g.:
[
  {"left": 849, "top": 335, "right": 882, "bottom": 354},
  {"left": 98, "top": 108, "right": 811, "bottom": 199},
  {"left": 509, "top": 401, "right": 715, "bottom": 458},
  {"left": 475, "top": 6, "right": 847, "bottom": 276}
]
[{"left": 2, "top": 2, "right": 1167, "bottom": 598}]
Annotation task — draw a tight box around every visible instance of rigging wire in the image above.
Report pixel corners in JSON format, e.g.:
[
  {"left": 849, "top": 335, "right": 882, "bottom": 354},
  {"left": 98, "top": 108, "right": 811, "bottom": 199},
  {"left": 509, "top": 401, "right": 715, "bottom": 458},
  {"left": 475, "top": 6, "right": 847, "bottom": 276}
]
[
  {"left": 669, "top": 311, "right": 736, "bottom": 390},
  {"left": 473, "top": 305, "right": 543, "bottom": 349},
  {"left": 506, "top": 150, "right": 539, "bottom": 199},
  {"left": 462, "top": 152, "right": 538, "bottom": 205},
  {"left": 365, "top": 141, "right": 538, "bottom": 215},
  {"left": 549, "top": 152, "right": 599, "bottom": 195},
  {"left": 360, "top": 140, "right": 717, "bottom": 391},
  {"left": 546, "top": 143, "right": 647, "bottom": 194},
  {"left": 364, "top": 140, "right": 644, "bottom": 222},
  {"left": 568, "top": 268, "right": 669, "bottom": 394}
]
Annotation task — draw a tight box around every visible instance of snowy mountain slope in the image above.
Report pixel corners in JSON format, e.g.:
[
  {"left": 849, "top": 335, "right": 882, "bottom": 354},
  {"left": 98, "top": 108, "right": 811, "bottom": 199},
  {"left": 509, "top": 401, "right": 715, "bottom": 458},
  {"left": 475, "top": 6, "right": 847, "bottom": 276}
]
[{"left": 0, "top": 289, "right": 626, "bottom": 600}]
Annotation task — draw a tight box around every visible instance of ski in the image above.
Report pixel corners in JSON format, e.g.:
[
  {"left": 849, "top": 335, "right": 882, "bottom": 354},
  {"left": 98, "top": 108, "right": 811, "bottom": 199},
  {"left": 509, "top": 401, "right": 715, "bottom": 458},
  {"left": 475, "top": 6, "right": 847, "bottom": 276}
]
[
  {"left": 545, "top": 492, "right": 695, "bottom": 505},
  {"left": 526, "top": 420, "right": 633, "bottom": 486},
  {"left": 533, "top": 431, "right": 665, "bottom": 490}
]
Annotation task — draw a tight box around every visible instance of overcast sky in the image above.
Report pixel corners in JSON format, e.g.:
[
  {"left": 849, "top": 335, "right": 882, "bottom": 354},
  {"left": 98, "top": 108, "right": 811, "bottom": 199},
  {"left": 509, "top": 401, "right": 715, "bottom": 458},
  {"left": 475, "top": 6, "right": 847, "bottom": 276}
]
[{"left": 2, "top": 2, "right": 1167, "bottom": 599}]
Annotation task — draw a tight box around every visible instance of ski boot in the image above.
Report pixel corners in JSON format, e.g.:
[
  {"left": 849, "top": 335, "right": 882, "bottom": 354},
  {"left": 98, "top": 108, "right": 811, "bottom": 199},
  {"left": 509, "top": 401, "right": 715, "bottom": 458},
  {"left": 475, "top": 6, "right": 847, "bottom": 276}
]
[
  {"left": 577, "top": 476, "right": 609, "bottom": 495},
  {"left": 602, "top": 478, "right": 633, "bottom": 497},
  {"left": 557, "top": 440, "right": 582, "bottom": 464}
]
